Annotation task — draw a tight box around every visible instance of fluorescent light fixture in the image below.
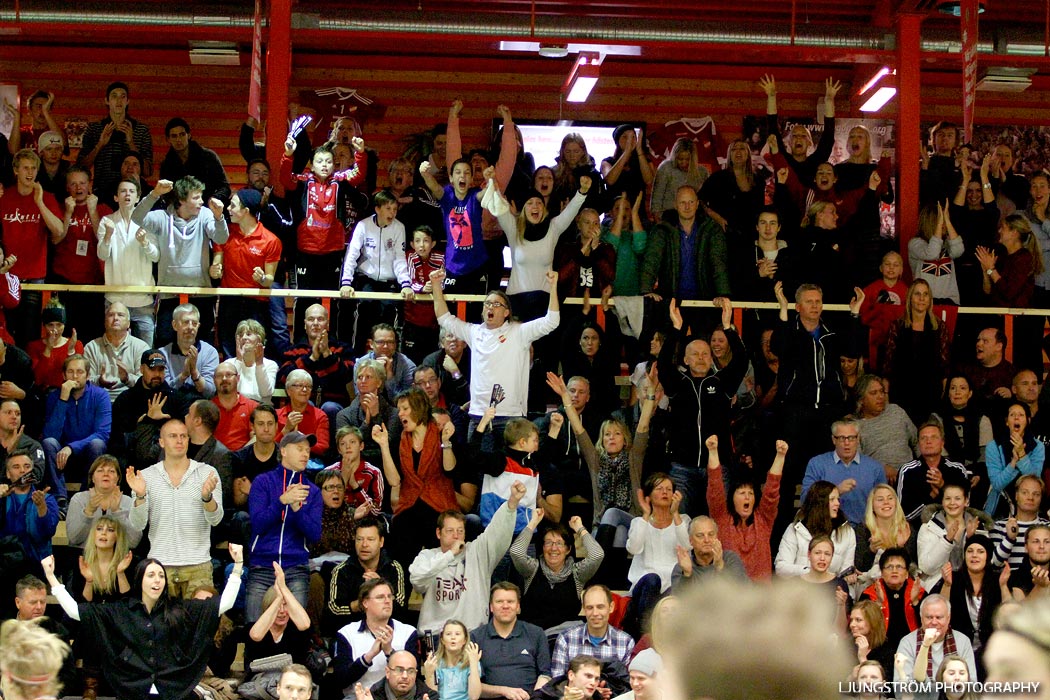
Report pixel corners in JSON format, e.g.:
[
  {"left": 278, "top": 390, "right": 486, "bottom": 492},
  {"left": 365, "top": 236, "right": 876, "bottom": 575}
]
[
  {"left": 564, "top": 53, "right": 601, "bottom": 103},
  {"left": 499, "top": 41, "right": 640, "bottom": 57},
  {"left": 859, "top": 87, "right": 897, "bottom": 112},
  {"left": 858, "top": 66, "right": 890, "bottom": 96}
]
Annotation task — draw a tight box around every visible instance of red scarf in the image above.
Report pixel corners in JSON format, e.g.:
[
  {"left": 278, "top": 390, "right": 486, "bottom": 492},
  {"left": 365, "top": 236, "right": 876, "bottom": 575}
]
[
  {"left": 396, "top": 422, "right": 458, "bottom": 516},
  {"left": 915, "top": 627, "right": 957, "bottom": 679}
]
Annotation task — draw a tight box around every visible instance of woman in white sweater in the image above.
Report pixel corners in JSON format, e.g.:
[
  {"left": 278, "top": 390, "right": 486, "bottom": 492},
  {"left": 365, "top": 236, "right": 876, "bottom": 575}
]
[
  {"left": 908, "top": 200, "right": 964, "bottom": 304},
  {"left": 232, "top": 319, "right": 277, "bottom": 404},
  {"left": 776, "top": 479, "right": 856, "bottom": 578}
]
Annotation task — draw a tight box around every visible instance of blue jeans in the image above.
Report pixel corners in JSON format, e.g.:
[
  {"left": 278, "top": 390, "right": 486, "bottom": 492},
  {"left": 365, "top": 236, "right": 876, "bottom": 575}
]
[
  {"left": 598, "top": 508, "right": 634, "bottom": 548},
  {"left": 127, "top": 304, "right": 156, "bottom": 346},
  {"left": 669, "top": 461, "right": 732, "bottom": 518},
  {"left": 245, "top": 562, "right": 311, "bottom": 624},
  {"left": 43, "top": 436, "right": 107, "bottom": 504}
]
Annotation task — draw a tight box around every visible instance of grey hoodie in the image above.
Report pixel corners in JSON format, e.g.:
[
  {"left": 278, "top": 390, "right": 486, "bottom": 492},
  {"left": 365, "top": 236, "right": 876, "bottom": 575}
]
[{"left": 131, "top": 192, "right": 229, "bottom": 294}]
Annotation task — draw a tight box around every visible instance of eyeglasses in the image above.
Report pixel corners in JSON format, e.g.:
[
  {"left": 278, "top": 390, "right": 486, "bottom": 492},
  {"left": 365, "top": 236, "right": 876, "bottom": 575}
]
[
  {"left": 389, "top": 667, "right": 416, "bottom": 676},
  {"left": 322, "top": 485, "right": 343, "bottom": 493},
  {"left": 483, "top": 301, "right": 508, "bottom": 309},
  {"left": 833, "top": 435, "right": 859, "bottom": 442},
  {"left": 288, "top": 384, "right": 312, "bottom": 391},
  {"left": 415, "top": 378, "right": 438, "bottom": 387},
  {"left": 543, "top": 541, "right": 567, "bottom": 549},
  {"left": 373, "top": 339, "right": 396, "bottom": 346},
  {"left": 882, "top": 564, "right": 907, "bottom": 571}
]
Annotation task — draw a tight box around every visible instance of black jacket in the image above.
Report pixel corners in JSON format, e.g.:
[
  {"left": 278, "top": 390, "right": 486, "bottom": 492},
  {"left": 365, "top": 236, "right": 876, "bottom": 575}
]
[{"left": 771, "top": 313, "right": 863, "bottom": 411}]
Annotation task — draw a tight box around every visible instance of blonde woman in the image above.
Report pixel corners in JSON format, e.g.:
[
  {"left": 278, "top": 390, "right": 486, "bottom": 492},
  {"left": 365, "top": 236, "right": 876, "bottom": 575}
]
[
  {"left": 0, "top": 619, "right": 70, "bottom": 700},
  {"left": 233, "top": 319, "right": 277, "bottom": 403},
  {"left": 854, "top": 485, "right": 914, "bottom": 592}
]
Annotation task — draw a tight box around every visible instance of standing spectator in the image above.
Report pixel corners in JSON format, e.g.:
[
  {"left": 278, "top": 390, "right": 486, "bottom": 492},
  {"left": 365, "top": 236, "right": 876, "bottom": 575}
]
[
  {"left": 859, "top": 252, "right": 907, "bottom": 372},
  {"left": 77, "top": 81, "right": 153, "bottom": 196},
  {"left": 185, "top": 399, "right": 232, "bottom": 500},
  {"left": 11, "top": 90, "right": 61, "bottom": 154},
  {"left": 159, "top": 303, "right": 219, "bottom": 402},
  {"left": 131, "top": 177, "right": 228, "bottom": 348},
  {"left": 42, "top": 355, "right": 111, "bottom": 512},
  {"left": 127, "top": 418, "right": 224, "bottom": 597},
  {"left": 650, "top": 138, "right": 708, "bottom": 219},
  {"left": 802, "top": 418, "right": 888, "bottom": 526},
  {"left": 402, "top": 226, "right": 445, "bottom": 363},
  {"left": 0, "top": 149, "right": 62, "bottom": 346},
  {"left": 882, "top": 280, "right": 952, "bottom": 425},
  {"left": 158, "top": 118, "right": 230, "bottom": 205},
  {"left": 952, "top": 155, "right": 1000, "bottom": 306},
  {"left": 246, "top": 431, "right": 322, "bottom": 621},
  {"left": 97, "top": 178, "right": 157, "bottom": 343},
  {"left": 83, "top": 302, "right": 151, "bottom": 402},
  {"left": 977, "top": 214, "right": 1039, "bottom": 310},
  {"left": 53, "top": 166, "right": 108, "bottom": 339},
  {"left": 909, "top": 201, "right": 964, "bottom": 305},
  {"left": 601, "top": 125, "right": 653, "bottom": 206}
]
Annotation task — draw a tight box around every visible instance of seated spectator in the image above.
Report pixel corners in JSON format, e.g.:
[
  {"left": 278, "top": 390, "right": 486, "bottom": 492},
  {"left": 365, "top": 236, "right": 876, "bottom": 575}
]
[
  {"left": 278, "top": 303, "right": 355, "bottom": 434},
  {"left": 935, "top": 374, "right": 992, "bottom": 493},
  {"left": 892, "top": 594, "right": 976, "bottom": 684},
  {"left": 160, "top": 303, "right": 218, "bottom": 402},
  {"left": 422, "top": 329, "right": 471, "bottom": 409},
  {"left": 0, "top": 400, "right": 46, "bottom": 499},
  {"left": 802, "top": 419, "right": 888, "bottom": 525},
  {"left": 65, "top": 454, "right": 144, "bottom": 549},
  {"left": 278, "top": 369, "right": 331, "bottom": 462},
  {"left": 383, "top": 388, "right": 459, "bottom": 565},
  {"left": 955, "top": 327, "right": 1014, "bottom": 414},
  {"left": 311, "top": 468, "right": 358, "bottom": 563},
  {"left": 705, "top": 435, "right": 785, "bottom": 580},
  {"left": 410, "top": 481, "right": 525, "bottom": 637},
  {"left": 882, "top": 279, "right": 952, "bottom": 426},
  {"left": 535, "top": 375, "right": 602, "bottom": 525},
  {"left": 276, "top": 665, "right": 315, "bottom": 700},
  {"left": 559, "top": 320, "right": 619, "bottom": 418},
  {"left": 859, "top": 251, "right": 906, "bottom": 371},
  {"left": 860, "top": 548, "right": 925, "bottom": 653},
  {"left": 245, "top": 563, "right": 312, "bottom": 677},
  {"left": 990, "top": 475, "right": 1049, "bottom": 569},
  {"left": 358, "top": 324, "right": 417, "bottom": 398},
  {"left": 776, "top": 480, "right": 856, "bottom": 577},
  {"left": 42, "top": 354, "right": 111, "bottom": 511},
  {"left": 336, "top": 359, "right": 400, "bottom": 468},
  {"left": 977, "top": 214, "right": 1039, "bottom": 309},
  {"left": 72, "top": 514, "right": 132, "bottom": 602},
  {"left": 0, "top": 338, "right": 34, "bottom": 427},
  {"left": 985, "top": 402, "right": 1046, "bottom": 518},
  {"left": 0, "top": 449, "right": 58, "bottom": 565},
  {"left": 854, "top": 376, "right": 917, "bottom": 484},
  {"left": 211, "top": 188, "right": 282, "bottom": 358},
  {"left": 798, "top": 536, "right": 851, "bottom": 631},
  {"left": 111, "top": 349, "right": 188, "bottom": 466},
  {"left": 854, "top": 484, "right": 916, "bottom": 592},
  {"left": 510, "top": 511, "right": 604, "bottom": 631},
  {"left": 671, "top": 516, "right": 747, "bottom": 588},
  {"left": 232, "top": 319, "right": 278, "bottom": 404},
  {"left": 42, "top": 545, "right": 244, "bottom": 700},
  {"left": 896, "top": 421, "right": 970, "bottom": 522},
  {"left": 330, "top": 578, "right": 419, "bottom": 699},
  {"left": 96, "top": 178, "right": 157, "bottom": 344},
  {"left": 850, "top": 599, "right": 896, "bottom": 682},
  {"left": 421, "top": 619, "right": 482, "bottom": 700},
  {"left": 0, "top": 614, "right": 71, "bottom": 700},
  {"left": 1006, "top": 524, "right": 1050, "bottom": 599},
  {"left": 359, "top": 650, "right": 426, "bottom": 700},
  {"left": 247, "top": 431, "right": 322, "bottom": 622},
  {"left": 212, "top": 360, "right": 258, "bottom": 452},
  {"left": 327, "top": 516, "right": 409, "bottom": 634},
  {"left": 413, "top": 365, "right": 469, "bottom": 443},
  {"left": 533, "top": 654, "right": 606, "bottom": 700},
  {"left": 325, "top": 425, "right": 385, "bottom": 517},
  {"left": 622, "top": 473, "right": 690, "bottom": 639},
  {"left": 916, "top": 480, "right": 992, "bottom": 592},
  {"left": 127, "top": 418, "right": 224, "bottom": 597},
  {"left": 550, "top": 585, "right": 634, "bottom": 678},
  {"left": 83, "top": 302, "right": 150, "bottom": 402},
  {"left": 938, "top": 533, "right": 1003, "bottom": 675},
  {"left": 27, "top": 300, "right": 84, "bottom": 391},
  {"left": 470, "top": 582, "right": 552, "bottom": 697}
]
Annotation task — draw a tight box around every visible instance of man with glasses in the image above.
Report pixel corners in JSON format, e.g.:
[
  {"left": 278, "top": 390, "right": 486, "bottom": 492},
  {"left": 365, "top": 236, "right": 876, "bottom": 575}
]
[
  {"left": 356, "top": 650, "right": 427, "bottom": 700},
  {"left": 329, "top": 578, "right": 419, "bottom": 698},
  {"left": 801, "top": 418, "right": 886, "bottom": 525},
  {"left": 277, "top": 368, "right": 330, "bottom": 461},
  {"left": 357, "top": 323, "right": 416, "bottom": 397},
  {"left": 422, "top": 328, "right": 471, "bottom": 408}
]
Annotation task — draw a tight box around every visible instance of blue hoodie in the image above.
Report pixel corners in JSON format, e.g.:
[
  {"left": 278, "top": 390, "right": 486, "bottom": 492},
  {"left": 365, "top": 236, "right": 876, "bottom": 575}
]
[{"left": 248, "top": 465, "right": 322, "bottom": 569}]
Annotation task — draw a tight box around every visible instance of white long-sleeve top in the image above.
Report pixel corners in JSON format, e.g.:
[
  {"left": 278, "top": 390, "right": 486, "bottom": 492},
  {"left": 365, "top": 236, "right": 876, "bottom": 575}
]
[
  {"left": 497, "top": 191, "right": 587, "bottom": 296},
  {"left": 340, "top": 215, "right": 411, "bottom": 288},
  {"left": 51, "top": 567, "right": 242, "bottom": 620},
  {"left": 233, "top": 357, "right": 277, "bottom": 405},
  {"left": 437, "top": 309, "right": 559, "bottom": 418},
  {"left": 97, "top": 210, "right": 159, "bottom": 309},
  {"left": 626, "top": 515, "right": 691, "bottom": 593},
  {"left": 774, "top": 521, "right": 856, "bottom": 577}
]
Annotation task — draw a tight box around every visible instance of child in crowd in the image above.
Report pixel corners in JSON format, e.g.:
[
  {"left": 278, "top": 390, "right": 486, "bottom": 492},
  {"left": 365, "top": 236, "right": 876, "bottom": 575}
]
[
  {"left": 402, "top": 226, "right": 445, "bottom": 363},
  {"left": 860, "top": 251, "right": 908, "bottom": 371},
  {"left": 422, "top": 620, "right": 482, "bottom": 700}
]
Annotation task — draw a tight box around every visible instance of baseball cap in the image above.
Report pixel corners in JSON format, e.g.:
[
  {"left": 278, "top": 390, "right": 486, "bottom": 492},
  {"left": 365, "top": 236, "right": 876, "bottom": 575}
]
[
  {"left": 280, "top": 431, "right": 317, "bottom": 448},
  {"left": 140, "top": 350, "right": 167, "bottom": 368},
  {"left": 38, "top": 131, "right": 63, "bottom": 150}
]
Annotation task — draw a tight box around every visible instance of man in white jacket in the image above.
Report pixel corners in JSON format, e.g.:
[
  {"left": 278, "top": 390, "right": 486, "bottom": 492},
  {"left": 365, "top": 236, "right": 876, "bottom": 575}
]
[{"left": 410, "top": 480, "right": 526, "bottom": 637}]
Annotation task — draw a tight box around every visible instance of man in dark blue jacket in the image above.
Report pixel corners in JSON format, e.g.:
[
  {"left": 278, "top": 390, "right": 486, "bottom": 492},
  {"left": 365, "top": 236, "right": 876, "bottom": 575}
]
[{"left": 247, "top": 430, "right": 322, "bottom": 623}]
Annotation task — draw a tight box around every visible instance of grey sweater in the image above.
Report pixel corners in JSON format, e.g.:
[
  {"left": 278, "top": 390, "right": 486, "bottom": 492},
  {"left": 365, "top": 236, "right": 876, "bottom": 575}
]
[{"left": 131, "top": 193, "right": 229, "bottom": 292}]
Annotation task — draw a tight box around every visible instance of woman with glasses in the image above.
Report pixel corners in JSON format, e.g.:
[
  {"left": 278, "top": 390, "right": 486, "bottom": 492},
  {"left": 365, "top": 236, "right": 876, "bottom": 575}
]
[
  {"left": 510, "top": 509, "right": 604, "bottom": 631},
  {"left": 277, "top": 368, "right": 330, "bottom": 461}
]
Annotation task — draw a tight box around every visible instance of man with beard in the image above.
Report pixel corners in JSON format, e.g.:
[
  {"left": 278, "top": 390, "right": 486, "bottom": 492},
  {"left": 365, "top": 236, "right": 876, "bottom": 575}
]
[
  {"left": 111, "top": 349, "right": 188, "bottom": 465},
  {"left": 1007, "top": 524, "right": 1050, "bottom": 599},
  {"left": 212, "top": 361, "right": 258, "bottom": 452}
]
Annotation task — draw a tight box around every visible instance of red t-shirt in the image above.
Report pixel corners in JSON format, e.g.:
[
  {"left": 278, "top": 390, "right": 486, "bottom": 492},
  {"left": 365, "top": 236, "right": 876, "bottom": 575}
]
[
  {"left": 214, "top": 222, "right": 283, "bottom": 289},
  {"left": 53, "top": 201, "right": 111, "bottom": 284},
  {"left": 0, "top": 188, "right": 61, "bottom": 279},
  {"left": 213, "top": 394, "right": 259, "bottom": 451},
  {"left": 276, "top": 403, "right": 330, "bottom": 458}
]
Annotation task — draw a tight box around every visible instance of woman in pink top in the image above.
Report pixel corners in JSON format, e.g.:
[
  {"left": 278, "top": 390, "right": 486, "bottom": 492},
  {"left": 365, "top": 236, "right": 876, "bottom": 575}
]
[{"left": 704, "top": 434, "right": 785, "bottom": 580}]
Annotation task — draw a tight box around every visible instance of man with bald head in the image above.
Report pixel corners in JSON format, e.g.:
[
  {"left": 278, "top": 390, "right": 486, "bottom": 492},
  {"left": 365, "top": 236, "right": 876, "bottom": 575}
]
[
  {"left": 359, "top": 650, "right": 426, "bottom": 700},
  {"left": 657, "top": 298, "right": 748, "bottom": 517},
  {"left": 671, "top": 516, "right": 746, "bottom": 586},
  {"left": 279, "top": 302, "right": 355, "bottom": 430},
  {"left": 211, "top": 360, "right": 258, "bottom": 451}
]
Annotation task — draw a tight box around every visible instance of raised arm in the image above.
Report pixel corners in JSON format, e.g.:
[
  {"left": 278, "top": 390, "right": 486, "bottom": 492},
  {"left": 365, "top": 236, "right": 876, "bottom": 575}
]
[
  {"left": 419, "top": 161, "right": 445, "bottom": 201},
  {"left": 430, "top": 267, "right": 450, "bottom": 320}
]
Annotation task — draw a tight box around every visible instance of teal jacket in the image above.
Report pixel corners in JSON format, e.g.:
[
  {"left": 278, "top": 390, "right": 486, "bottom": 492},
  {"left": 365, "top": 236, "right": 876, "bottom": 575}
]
[{"left": 639, "top": 214, "right": 731, "bottom": 298}]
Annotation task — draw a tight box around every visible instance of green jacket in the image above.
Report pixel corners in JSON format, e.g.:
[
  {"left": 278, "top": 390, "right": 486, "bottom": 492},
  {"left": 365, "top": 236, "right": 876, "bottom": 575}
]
[{"left": 639, "top": 214, "right": 731, "bottom": 298}]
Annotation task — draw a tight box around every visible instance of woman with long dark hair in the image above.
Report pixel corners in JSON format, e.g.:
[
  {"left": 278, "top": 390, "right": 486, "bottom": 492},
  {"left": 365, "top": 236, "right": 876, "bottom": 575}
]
[
  {"left": 937, "top": 534, "right": 1007, "bottom": 677},
  {"left": 775, "top": 479, "right": 856, "bottom": 577},
  {"left": 984, "top": 401, "right": 1045, "bottom": 518},
  {"left": 41, "top": 544, "right": 243, "bottom": 700},
  {"left": 601, "top": 124, "right": 654, "bottom": 205}
]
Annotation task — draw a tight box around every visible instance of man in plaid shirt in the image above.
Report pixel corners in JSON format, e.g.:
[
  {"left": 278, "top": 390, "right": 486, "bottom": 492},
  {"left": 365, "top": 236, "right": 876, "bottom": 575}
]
[{"left": 551, "top": 584, "right": 635, "bottom": 679}]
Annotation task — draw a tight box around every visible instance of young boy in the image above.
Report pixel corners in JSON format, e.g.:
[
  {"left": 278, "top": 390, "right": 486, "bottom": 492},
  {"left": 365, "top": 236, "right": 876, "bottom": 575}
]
[
  {"left": 419, "top": 159, "right": 492, "bottom": 293},
  {"left": 860, "top": 250, "right": 908, "bottom": 372},
  {"left": 402, "top": 226, "right": 445, "bottom": 363},
  {"left": 281, "top": 134, "right": 367, "bottom": 342},
  {"left": 470, "top": 406, "right": 562, "bottom": 534},
  {"left": 98, "top": 178, "right": 158, "bottom": 344},
  {"left": 338, "top": 189, "right": 412, "bottom": 353}
]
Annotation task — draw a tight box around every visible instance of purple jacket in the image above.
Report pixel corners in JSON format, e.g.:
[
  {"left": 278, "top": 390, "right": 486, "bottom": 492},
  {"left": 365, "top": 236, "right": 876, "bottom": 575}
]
[{"left": 248, "top": 465, "right": 322, "bottom": 568}]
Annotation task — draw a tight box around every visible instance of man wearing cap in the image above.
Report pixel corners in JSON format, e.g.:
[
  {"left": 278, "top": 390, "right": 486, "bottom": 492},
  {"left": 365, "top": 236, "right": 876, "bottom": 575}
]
[
  {"left": 246, "top": 429, "right": 322, "bottom": 622},
  {"left": 110, "top": 348, "right": 188, "bottom": 466},
  {"left": 127, "top": 417, "right": 223, "bottom": 597},
  {"left": 611, "top": 650, "right": 661, "bottom": 700},
  {"left": 83, "top": 301, "right": 151, "bottom": 402},
  {"left": 211, "top": 188, "right": 282, "bottom": 358},
  {"left": 78, "top": 81, "right": 153, "bottom": 197},
  {"left": 159, "top": 117, "right": 231, "bottom": 206},
  {"left": 34, "top": 130, "right": 69, "bottom": 199}
]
